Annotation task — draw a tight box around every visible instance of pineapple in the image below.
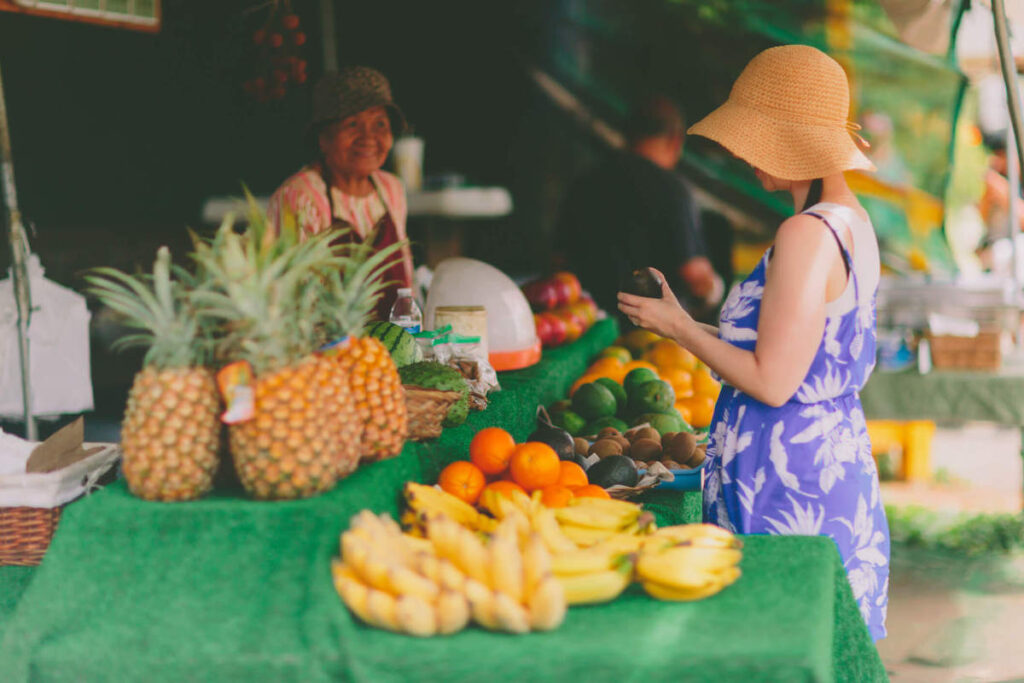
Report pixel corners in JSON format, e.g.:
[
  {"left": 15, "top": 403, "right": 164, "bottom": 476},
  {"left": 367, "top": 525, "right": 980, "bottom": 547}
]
[
  {"left": 323, "top": 237, "right": 409, "bottom": 462},
  {"left": 190, "top": 206, "right": 360, "bottom": 499},
  {"left": 84, "top": 247, "right": 221, "bottom": 501}
]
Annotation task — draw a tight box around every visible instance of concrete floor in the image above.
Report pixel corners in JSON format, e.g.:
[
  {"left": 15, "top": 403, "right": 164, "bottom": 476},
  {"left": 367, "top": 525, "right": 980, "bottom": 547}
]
[{"left": 879, "top": 424, "right": 1024, "bottom": 682}]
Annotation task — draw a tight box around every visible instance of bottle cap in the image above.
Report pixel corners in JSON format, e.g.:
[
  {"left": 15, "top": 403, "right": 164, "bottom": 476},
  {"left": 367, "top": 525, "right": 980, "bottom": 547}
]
[{"left": 397, "top": 287, "right": 412, "bottom": 296}]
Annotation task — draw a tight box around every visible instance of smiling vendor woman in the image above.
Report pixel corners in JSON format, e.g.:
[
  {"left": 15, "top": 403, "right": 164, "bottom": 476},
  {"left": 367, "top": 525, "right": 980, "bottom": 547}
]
[{"left": 268, "top": 66, "right": 415, "bottom": 320}]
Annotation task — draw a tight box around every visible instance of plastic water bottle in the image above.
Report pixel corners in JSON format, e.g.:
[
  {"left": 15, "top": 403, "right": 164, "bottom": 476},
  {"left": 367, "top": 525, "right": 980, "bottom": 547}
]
[{"left": 389, "top": 288, "right": 423, "bottom": 334}]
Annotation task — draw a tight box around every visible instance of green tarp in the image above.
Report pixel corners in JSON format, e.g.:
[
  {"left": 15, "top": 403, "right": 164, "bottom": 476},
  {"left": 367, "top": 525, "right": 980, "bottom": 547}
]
[{"left": 0, "top": 320, "right": 884, "bottom": 681}]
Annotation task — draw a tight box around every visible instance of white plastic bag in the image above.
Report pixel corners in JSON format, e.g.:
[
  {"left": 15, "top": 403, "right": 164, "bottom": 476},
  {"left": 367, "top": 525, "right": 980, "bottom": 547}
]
[
  {"left": 0, "top": 429, "right": 119, "bottom": 508},
  {"left": 0, "top": 254, "right": 94, "bottom": 418}
]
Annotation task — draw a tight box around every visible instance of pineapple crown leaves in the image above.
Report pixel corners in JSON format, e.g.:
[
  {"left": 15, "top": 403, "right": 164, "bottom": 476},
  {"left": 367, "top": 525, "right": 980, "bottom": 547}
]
[
  {"left": 324, "top": 231, "right": 410, "bottom": 337},
  {"left": 188, "top": 203, "right": 346, "bottom": 373},
  {"left": 82, "top": 246, "right": 212, "bottom": 368}
]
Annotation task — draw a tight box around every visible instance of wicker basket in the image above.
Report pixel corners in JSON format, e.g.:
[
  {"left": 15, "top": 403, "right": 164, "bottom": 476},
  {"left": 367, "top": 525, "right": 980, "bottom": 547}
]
[
  {"left": 0, "top": 506, "right": 63, "bottom": 566},
  {"left": 927, "top": 331, "right": 1003, "bottom": 371},
  {"left": 404, "top": 386, "right": 463, "bottom": 441}
]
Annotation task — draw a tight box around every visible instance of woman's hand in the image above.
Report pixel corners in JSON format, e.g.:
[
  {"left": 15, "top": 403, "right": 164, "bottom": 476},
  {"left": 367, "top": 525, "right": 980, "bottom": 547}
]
[{"left": 617, "top": 268, "right": 693, "bottom": 339}]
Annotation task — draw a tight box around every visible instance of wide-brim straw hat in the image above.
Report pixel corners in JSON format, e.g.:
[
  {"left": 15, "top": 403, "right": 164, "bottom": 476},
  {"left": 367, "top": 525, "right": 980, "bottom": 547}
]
[
  {"left": 310, "top": 66, "right": 407, "bottom": 136},
  {"left": 688, "top": 44, "right": 875, "bottom": 180}
]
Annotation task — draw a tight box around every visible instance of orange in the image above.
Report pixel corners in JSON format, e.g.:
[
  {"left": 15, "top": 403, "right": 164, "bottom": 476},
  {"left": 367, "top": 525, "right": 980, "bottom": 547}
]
[
  {"left": 572, "top": 484, "right": 611, "bottom": 499},
  {"left": 586, "top": 357, "right": 626, "bottom": 383},
  {"left": 469, "top": 427, "right": 517, "bottom": 475},
  {"left": 622, "top": 359, "right": 659, "bottom": 376},
  {"left": 557, "top": 461, "right": 589, "bottom": 489},
  {"left": 438, "top": 461, "right": 486, "bottom": 505},
  {"left": 643, "top": 339, "right": 699, "bottom": 372},
  {"left": 677, "top": 395, "right": 716, "bottom": 429},
  {"left": 692, "top": 368, "right": 721, "bottom": 397},
  {"left": 540, "top": 484, "right": 575, "bottom": 508},
  {"left": 675, "top": 401, "right": 693, "bottom": 425},
  {"left": 481, "top": 480, "right": 527, "bottom": 501},
  {"left": 659, "top": 367, "right": 694, "bottom": 398},
  {"left": 569, "top": 373, "right": 603, "bottom": 396},
  {"left": 509, "top": 442, "right": 561, "bottom": 492}
]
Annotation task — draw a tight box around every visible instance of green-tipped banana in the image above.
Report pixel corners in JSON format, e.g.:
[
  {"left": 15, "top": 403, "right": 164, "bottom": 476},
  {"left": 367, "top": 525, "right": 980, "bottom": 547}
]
[{"left": 405, "top": 482, "right": 484, "bottom": 528}]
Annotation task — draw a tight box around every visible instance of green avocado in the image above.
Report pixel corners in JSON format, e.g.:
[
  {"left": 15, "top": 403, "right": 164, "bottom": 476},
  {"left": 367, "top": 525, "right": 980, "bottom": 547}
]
[{"left": 586, "top": 455, "right": 639, "bottom": 488}]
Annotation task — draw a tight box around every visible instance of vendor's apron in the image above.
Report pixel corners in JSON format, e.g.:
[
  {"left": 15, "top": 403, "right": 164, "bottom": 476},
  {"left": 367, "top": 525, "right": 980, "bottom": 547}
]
[{"left": 324, "top": 176, "right": 411, "bottom": 322}]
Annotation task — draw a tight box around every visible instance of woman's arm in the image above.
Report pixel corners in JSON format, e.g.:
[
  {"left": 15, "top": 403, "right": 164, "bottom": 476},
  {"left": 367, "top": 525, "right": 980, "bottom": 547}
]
[{"left": 619, "top": 215, "right": 839, "bottom": 407}]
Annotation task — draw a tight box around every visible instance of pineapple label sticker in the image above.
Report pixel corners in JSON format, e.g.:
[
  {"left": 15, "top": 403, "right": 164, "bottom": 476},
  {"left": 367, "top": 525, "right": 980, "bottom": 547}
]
[{"left": 218, "top": 361, "right": 256, "bottom": 424}]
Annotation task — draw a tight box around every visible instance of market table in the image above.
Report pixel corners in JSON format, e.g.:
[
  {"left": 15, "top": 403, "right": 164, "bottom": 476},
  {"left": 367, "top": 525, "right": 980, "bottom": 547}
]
[{"left": 0, "top": 320, "right": 884, "bottom": 682}]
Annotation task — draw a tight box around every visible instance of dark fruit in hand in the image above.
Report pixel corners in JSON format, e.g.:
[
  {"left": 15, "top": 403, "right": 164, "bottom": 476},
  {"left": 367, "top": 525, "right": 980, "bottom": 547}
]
[{"left": 623, "top": 267, "right": 663, "bottom": 298}]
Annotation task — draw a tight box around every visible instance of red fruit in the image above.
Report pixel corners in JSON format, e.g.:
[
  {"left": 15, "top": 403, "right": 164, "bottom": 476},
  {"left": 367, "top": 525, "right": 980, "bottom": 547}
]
[
  {"left": 293, "top": 32, "right": 307, "bottom": 46},
  {"left": 534, "top": 313, "right": 553, "bottom": 346},
  {"left": 269, "top": 33, "right": 284, "bottom": 47},
  {"left": 273, "top": 69, "right": 288, "bottom": 84},
  {"left": 553, "top": 272, "right": 582, "bottom": 304},
  {"left": 550, "top": 278, "right": 573, "bottom": 308},
  {"left": 523, "top": 279, "right": 558, "bottom": 311},
  {"left": 282, "top": 14, "right": 300, "bottom": 30},
  {"left": 294, "top": 72, "right": 308, "bottom": 84},
  {"left": 252, "top": 29, "right": 266, "bottom": 45},
  {"left": 542, "top": 313, "right": 567, "bottom": 346}
]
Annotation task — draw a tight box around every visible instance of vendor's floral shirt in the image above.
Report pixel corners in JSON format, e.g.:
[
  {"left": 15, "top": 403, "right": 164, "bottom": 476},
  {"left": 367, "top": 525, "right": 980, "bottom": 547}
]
[{"left": 704, "top": 203, "right": 890, "bottom": 641}]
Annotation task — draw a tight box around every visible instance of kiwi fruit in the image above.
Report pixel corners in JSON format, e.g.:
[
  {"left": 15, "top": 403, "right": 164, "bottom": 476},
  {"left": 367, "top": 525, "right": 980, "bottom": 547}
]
[
  {"left": 664, "top": 432, "right": 698, "bottom": 463},
  {"left": 610, "top": 435, "right": 631, "bottom": 452},
  {"left": 686, "top": 444, "right": 707, "bottom": 468},
  {"left": 574, "top": 437, "right": 590, "bottom": 456},
  {"left": 598, "top": 427, "right": 622, "bottom": 439},
  {"left": 588, "top": 439, "right": 623, "bottom": 458},
  {"left": 630, "top": 426, "right": 661, "bottom": 444},
  {"left": 630, "top": 438, "right": 662, "bottom": 462}
]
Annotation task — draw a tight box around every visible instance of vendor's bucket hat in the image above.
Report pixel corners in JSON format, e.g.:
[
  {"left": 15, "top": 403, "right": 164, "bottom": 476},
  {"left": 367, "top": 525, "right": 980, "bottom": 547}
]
[
  {"left": 687, "top": 44, "right": 875, "bottom": 180},
  {"left": 310, "top": 66, "right": 406, "bottom": 135}
]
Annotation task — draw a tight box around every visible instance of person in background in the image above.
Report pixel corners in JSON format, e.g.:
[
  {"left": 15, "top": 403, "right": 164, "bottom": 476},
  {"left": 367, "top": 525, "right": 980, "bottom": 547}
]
[
  {"left": 619, "top": 45, "right": 888, "bottom": 640},
  {"left": 268, "top": 66, "right": 414, "bottom": 320},
  {"left": 554, "top": 96, "right": 724, "bottom": 322}
]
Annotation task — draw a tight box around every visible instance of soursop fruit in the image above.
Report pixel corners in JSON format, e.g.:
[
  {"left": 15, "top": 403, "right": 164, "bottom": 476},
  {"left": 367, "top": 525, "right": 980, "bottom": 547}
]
[{"left": 398, "top": 362, "right": 471, "bottom": 427}]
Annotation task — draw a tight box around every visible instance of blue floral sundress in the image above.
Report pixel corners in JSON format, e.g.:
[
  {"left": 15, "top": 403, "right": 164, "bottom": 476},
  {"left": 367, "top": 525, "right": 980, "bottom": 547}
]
[{"left": 703, "top": 203, "right": 890, "bottom": 640}]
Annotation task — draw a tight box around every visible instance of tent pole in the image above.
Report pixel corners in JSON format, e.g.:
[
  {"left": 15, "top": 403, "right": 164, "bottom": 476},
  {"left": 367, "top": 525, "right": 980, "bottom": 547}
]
[
  {"left": 319, "top": 0, "right": 337, "bottom": 71},
  {"left": 993, "top": 0, "right": 1024, "bottom": 213},
  {"left": 0, "top": 61, "right": 37, "bottom": 440}
]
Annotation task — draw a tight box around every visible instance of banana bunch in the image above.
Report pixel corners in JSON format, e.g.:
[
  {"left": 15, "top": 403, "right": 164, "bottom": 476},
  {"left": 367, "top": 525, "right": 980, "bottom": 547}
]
[
  {"left": 636, "top": 524, "right": 743, "bottom": 601},
  {"left": 425, "top": 514, "right": 567, "bottom": 633},
  {"left": 332, "top": 511, "right": 471, "bottom": 637},
  {"left": 404, "top": 482, "right": 499, "bottom": 534},
  {"left": 554, "top": 497, "right": 653, "bottom": 547}
]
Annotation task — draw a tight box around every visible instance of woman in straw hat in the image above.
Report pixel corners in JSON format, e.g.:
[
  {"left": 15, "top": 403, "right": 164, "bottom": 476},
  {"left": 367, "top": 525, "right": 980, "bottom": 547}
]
[
  {"left": 619, "top": 45, "right": 888, "bottom": 639},
  {"left": 268, "top": 66, "right": 414, "bottom": 320}
]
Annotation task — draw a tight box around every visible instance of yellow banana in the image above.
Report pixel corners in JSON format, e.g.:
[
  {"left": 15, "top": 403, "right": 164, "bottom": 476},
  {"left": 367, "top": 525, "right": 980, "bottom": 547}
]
[
  {"left": 435, "top": 590, "right": 471, "bottom": 635},
  {"left": 333, "top": 561, "right": 376, "bottom": 625},
  {"left": 479, "top": 488, "right": 518, "bottom": 519},
  {"left": 385, "top": 565, "right": 441, "bottom": 602},
  {"left": 592, "top": 532, "right": 645, "bottom": 555},
  {"left": 366, "top": 586, "right": 400, "bottom": 630},
  {"left": 653, "top": 524, "right": 740, "bottom": 549},
  {"left": 527, "top": 575, "right": 567, "bottom": 631},
  {"left": 521, "top": 532, "right": 552, "bottom": 599},
  {"left": 492, "top": 591, "right": 531, "bottom": 634},
  {"left": 567, "top": 497, "right": 642, "bottom": 517},
  {"left": 464, "top": 578, "right": 500, "bottom": 630},
  {"left": 404, "top": 482, "right": 483, "bottom": 528},
  {"left": 559, "top": 523, "right": 624, "bottom": 547},
  {"left": 531, "top": 507, "right": 579, "bottom": 554},
  {"left": 642, "top": 567, "right": 740, "bottom": 601},
  {"left": 399, "top": 509, "right": 425, "bottom": 537},
  {"left": 427, "top": 515, "right": 490, "bottom": 585},
  {"left": 401, "top": 533, "right": 435, "bottom": 557},
  {"left": 488, "top": 521, "right": 524, "bottom": 603},
  {"left": 636, "top": 548, "right": 741, "bottom": 590},
  {"left": 395, "top": 594, "right": 437, "bottom": 637},
  {"left": 555, "top": 504, "right": 639, "bottom": 531},
  {"left": 556, "top": 564, "right": 633, "bottom": 605},
  {"left": 550, "top": 547, "right": 623, "bottom": 576}
]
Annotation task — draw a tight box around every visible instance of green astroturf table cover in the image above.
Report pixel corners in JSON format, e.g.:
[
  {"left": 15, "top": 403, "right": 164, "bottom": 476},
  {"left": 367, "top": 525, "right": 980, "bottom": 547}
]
[{"left": 0, "top": 319, "right": 884, "bottom": 681}]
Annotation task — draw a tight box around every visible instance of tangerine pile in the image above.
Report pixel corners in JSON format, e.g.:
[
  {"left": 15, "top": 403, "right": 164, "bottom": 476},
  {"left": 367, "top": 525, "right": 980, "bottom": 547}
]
[{"left": 436, "top": 427, "right": 608, "bottom": 507}]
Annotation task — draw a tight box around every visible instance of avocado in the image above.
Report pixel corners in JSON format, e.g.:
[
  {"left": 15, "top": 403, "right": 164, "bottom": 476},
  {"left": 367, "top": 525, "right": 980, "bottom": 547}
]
[
  {"left": 622, "top": 267, "right": 663, "bottom": 299},
  {"left": 586, "top": 454, "right": 639, "bottom": 488}
]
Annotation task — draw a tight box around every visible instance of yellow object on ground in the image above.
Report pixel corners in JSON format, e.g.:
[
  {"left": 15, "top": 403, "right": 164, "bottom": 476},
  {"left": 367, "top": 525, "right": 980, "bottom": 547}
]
[{"left": 866, "top": 419, "right": 935, "bottom": 481}]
